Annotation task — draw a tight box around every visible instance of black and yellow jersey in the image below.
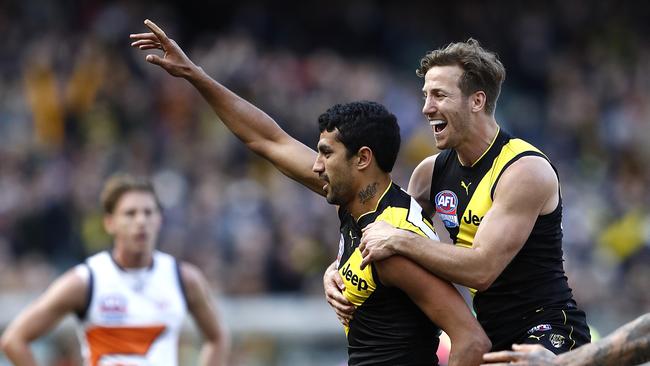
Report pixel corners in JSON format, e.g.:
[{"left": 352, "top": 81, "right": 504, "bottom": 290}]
[
  {"left": 337, "top": 182, "right": 440, "bottom": 366},
  {"left": 430, "top": 128, "right": 581, "bottom": 349}
]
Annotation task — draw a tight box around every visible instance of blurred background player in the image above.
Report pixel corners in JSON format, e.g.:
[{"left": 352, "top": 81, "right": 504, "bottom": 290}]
[
  {"left": 0, "top": 174, "right": 229, "bottom": 366},
  {"left": 130, "top": 20, "right": 490, "bottom": 365}
]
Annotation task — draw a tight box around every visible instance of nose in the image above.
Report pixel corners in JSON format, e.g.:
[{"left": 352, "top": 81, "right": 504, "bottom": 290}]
[
  {"left": 422, "top": 96, "right": 437, "bottom": 116},
  {"left": 312, "top": 156, "right": 324, "bottom": 174},
  {"left": 135, "top": 212, "right": 148, "bottom": 226}
]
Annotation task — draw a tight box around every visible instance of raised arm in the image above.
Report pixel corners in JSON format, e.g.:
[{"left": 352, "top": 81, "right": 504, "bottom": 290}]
[
  {"left": 130, "top": 20, "right": 324, "bottom": 195},
  {"left": 376, "top": 256, "right": 491, "bottom": 366},
  {"left": 180, "top": 262, "right": 230, "bottom": 366},
  {"left": 0, "top": 268, "right": 88, "bottom": 366},
  {"left": 361, "top": 156, "right": 557, "bottom": 290}
]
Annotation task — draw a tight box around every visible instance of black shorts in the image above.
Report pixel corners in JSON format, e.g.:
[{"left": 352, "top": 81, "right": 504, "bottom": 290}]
[{"left": 519, "top": 307, "right": 591, "bottom": 354}]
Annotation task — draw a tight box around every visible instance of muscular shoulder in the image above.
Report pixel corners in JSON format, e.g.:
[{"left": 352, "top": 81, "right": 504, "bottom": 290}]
[
  {"left": 42, "top": 267, "right": 89, "bottom": 313},
  {"left": 495, "top": 155, "right": 558, "bottom": 211}
]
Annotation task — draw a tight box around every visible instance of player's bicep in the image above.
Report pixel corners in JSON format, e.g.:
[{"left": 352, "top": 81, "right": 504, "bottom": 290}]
[
  {"left": 256, "top": 136, "right": 324, "bottom": 196},
  {"left": 473, "top": 158, "right": 557, "bottom": 274},
  {"left": 5, "top": 269, "right": 87, "bottom": 342},
  {"left": 181, "top": 263, "right": 223, "bottom": 341}
]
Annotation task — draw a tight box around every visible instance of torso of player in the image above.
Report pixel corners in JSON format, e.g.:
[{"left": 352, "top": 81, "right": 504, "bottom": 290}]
[
  {"left": 431, "top": 128, "right": 549, "bottom": 250},
  {"left": 76, "top": 250, "right": 188, "bottom": 366},
  {"left": 429, "top": 128, "right": 573, "bottom": 333},
  {"left": 337, "top": 182, "right": 441, "bottom": 366}
]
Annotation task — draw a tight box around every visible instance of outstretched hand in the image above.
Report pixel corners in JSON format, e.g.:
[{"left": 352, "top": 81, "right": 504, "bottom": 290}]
[
  {"left": 481, "top": 344, "right": 556, "bottom": 365},
  {"left": 359, "top": 220, "right": 400, "bottom": 270},
  {"left": 130, "top": 19, "right": 198, "bottom": 78}
]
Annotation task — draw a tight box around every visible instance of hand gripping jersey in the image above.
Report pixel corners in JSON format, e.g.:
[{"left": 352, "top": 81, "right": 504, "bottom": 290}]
[
  {"left": 337, "top": 182, "right": 444, "bottom": 366},
  {"left": 430, "top": 128, "right": 587, "bottom": 350},
  {"left": 75, "top": 250, "right": 188, "bottom": 366}
]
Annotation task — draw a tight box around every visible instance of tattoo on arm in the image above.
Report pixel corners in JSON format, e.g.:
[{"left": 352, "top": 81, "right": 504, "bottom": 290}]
[
  {"left": 359, "top": 183, "right": 378, "bottom": 204},
  {"left": 557, "top": 313, "right": 650, "bottom": 366}
]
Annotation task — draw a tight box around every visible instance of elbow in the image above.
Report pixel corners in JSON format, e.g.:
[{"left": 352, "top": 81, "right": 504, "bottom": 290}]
[
  {"left": 0, "top": 332, "right": 19, "bottom": 355},
  {"left": 473, "top": 279, "right": 493, "bottom": 292},
  {"left": 475, "top": 333, "right": 492, "bottom": 355},
  {"left": 448, "top": 332, "right": 491, "bottom": 366},
  {"left": 463, "top": 331, "right": 492, "bottom": 357},
  {"left": 472, "top": 269, "right": 499, "bottom": 292}
]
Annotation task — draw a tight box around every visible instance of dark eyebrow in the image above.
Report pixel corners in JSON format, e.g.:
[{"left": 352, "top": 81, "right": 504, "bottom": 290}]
[{"left": 317, "top": 143, "right": 332, "bottom": 153}]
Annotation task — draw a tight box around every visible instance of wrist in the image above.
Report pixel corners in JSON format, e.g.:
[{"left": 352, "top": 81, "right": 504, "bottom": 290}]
[
  {"left": 184, "top": 64, "right": 204, "bottom": 82},
  {"left": 390, "top": 229, "right": 413, "bottom": 255}
]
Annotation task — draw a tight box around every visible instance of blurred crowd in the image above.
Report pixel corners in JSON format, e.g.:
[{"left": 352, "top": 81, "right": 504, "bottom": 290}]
[{"left": 0, "top": 0, "right": 648, "bottom": 336}]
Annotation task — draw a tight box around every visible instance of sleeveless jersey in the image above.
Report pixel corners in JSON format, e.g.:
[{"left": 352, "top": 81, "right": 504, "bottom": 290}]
[
  {"left": 430, "top": 128, "right": 577, "bottom": 347},
  {"left": 337, "top": 182, "right": 441, "bottom": 366},
  {"left": 76, "top": 250, "right": 188, "bottom": 366}
]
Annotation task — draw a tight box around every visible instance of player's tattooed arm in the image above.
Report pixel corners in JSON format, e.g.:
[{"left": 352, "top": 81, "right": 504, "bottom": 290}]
[{"left": 556, "top": 313, "right": 650, "bottom": 366}]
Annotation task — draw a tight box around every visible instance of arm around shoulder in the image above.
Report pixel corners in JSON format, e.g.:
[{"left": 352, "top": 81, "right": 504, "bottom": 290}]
[
  {"left": 0, "top": 267, "right": 89, "bottom": 366},
  {"left": 180, "top": 262, "right": 230, "bottom": 366}
]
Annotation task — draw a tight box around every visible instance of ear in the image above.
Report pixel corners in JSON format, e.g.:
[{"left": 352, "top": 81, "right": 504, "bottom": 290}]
[
  {"left": 470, "top": 91, "right": 487, "bottom": 113},
  {"left": 356, "top": 146, "right": 373, "bottom": 170},
  {"left": 103, "top": 215, "right": 115, "bottom": 235}
]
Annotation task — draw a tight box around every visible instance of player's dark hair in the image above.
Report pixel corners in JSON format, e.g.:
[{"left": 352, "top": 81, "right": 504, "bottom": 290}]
[
  {"left": 417, "top": 38, "right": 505, "bottom": 115},
  {"left": 100, "top": 173, "right": 161, "bottom": 214},
  {"left": 318, "top": 101, "right": 400, "bottom": 173}
]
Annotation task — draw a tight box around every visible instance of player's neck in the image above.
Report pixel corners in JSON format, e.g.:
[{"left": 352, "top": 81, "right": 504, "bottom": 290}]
[
  {"left": 111, "top": 246, "right": 153, "bottom": 269},
  {"left": 456, "top": 119, "right": 499, "bottom": 167},
  {"left": 350, "top": 174, "right": 392, "bottom": 221}
]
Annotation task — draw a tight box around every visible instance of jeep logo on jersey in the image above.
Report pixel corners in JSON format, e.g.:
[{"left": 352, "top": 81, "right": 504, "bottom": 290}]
[
  {"left": 462, "top": 209, "right": 484, "bottom": 226},
  {"left": 340, "top": 262, "right": 369, "bottom": 292},
  {"left": 435, "top": 190, "right": 459, "bottom": 228}
]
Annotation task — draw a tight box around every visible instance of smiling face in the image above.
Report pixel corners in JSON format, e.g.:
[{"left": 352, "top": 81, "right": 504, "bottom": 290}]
[
  {"left": 422, "top": 65, "right": 473, "bottom": 150},
  {"left": 104, "top": 190, "right": 162, "bottom": 256},
  {"left": 312, "top": 129, "right": 357, "bottom": 207}
]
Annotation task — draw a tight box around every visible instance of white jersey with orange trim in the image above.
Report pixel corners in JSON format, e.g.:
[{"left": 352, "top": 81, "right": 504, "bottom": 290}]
[{"left": 75, "top": 250, "right": 188, "bottom": 366}]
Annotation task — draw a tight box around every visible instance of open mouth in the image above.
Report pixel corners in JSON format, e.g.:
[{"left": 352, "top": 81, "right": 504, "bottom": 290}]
[{"left": 429, "top": 119, "right": 447, "bottom": 133}]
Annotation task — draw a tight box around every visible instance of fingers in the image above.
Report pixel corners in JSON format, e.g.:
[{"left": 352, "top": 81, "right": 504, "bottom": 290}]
[
  {"left": 145, "top": 54, "right": 165, "bottom": 66},
  {"left": 482, "top": 350, "right": 519, "bottom": 362},
  {"left": 332, "top": 270, "right": 345, "bottom": 291},
  {"left": 361, "top": 222, "right": 374, "bottom": 233},
  {"left": 359, "top": 254, "right": 370, "bottom": 270},
  {"left": 144, "top": 19, "right": 168, "bottom": 42},
  {"left": 511, "top": 344, "right": 544, "bottom": 351},
  {"left": 129, "top": 32, "right": 158, "bottom": 41},
  {"left": 324, "top": 282, "right": 354, "bottom": 314},
  {"left": 130, "top": 39, "right": 162, "bottom": 49},
  {"left": 138, "top": 44, "right": 162, "bottom": 51}
]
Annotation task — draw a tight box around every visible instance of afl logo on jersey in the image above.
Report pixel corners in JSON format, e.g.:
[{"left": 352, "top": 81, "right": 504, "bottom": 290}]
[
  {"left": 435, "top": 190, "right": 459, "bottom": 228},
  {"left": 99, "top": 294, "right": 128, "bottom": 321}
]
